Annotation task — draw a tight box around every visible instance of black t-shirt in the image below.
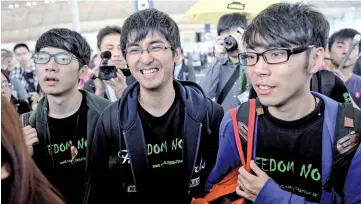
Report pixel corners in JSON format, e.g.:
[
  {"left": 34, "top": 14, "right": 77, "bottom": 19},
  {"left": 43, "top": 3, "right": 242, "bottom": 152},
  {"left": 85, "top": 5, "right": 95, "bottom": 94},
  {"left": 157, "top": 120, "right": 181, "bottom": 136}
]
[
  {"left": 256, "top": 98, "right": 325, "bottom": 202},
  {"left": 138, "top": 92, "right": 188, "bottom": 202},
  {"left": 46, "top": 96, "right": 88, "bottom": 204},
  {"left": 330, "top": 74, "right": 350, "bottom": 103}
]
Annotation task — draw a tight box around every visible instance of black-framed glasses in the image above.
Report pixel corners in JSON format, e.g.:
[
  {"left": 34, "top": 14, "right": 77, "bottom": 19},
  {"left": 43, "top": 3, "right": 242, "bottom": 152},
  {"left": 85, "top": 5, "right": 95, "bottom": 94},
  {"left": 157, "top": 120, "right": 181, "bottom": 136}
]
[
  {"left": 238, "top": 45, "right": 315, "bottom": 66},
  {"left": 33, "top": 51, "right": 84, "bottom": 65},
  {"left": 125, "top": 45, "right": 172, "bottom": 56}
]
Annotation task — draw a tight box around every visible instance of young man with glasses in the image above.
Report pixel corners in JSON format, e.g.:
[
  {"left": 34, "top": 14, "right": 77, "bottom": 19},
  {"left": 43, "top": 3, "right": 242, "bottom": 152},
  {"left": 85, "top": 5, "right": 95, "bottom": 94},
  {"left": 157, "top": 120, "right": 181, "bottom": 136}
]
[
  {"left": 86, "top": 8, "right": 223, "bottom": 204},
  {"left": 21, "top": 28, "right": 110, "bottom": 204},
  {"left": 206, "top": 3, "right": 361, "bottom": 203}
]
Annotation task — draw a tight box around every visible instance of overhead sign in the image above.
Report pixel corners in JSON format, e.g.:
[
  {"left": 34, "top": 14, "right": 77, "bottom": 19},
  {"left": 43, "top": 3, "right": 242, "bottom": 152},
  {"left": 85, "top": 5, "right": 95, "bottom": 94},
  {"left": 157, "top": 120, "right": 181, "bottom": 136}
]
[
  {"left": 134, "top": 0, "right": 153, "bottom": 12},
  {"left": 204, "top": 24, "right": 211, "bottom": 40}
]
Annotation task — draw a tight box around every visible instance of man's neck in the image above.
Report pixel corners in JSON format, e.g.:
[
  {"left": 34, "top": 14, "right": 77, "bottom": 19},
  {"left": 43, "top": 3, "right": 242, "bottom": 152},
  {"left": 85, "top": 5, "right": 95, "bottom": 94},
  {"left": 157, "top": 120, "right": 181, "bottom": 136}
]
[
  {"left": 138, "top": 79, "right": 175, "bottom": 117},
  {"left": 341, "top": 67, "right": 353, "bottom": 81},
  {"left": 22, "top": 61, "right": 32, "bottom": 70},
  {"left": 47, "top": 89, "right": 83, "bottom": 119},
  {"left": 268, "top": 91, "right": 318, "bottom": 121}
]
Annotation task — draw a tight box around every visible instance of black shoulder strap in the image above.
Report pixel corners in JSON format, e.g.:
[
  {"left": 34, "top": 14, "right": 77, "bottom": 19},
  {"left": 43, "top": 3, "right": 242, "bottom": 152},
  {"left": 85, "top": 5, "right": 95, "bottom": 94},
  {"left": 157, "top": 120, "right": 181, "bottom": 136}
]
[
  {"left": 311, "top": 72, "right": 319, "bottom": 92},
  {"left": 323, "top": 103, "right": 361, "bottom": 195},
  {"left": 208, "top": 99, "right": 224, "bottom": 135},
  {"left": 217, "top": 66, "right": 240, "bottom": 104},
  {"left": 319, "top": 70, "right": 336, "bottom": 97}
]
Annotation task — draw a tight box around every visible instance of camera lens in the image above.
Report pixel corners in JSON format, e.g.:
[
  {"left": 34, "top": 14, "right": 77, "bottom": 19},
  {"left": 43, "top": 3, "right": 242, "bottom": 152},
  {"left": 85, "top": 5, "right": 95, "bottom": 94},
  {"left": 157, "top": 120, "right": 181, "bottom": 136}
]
[{"left": 224, "top": 35, "right": 238, "bottom": 52}]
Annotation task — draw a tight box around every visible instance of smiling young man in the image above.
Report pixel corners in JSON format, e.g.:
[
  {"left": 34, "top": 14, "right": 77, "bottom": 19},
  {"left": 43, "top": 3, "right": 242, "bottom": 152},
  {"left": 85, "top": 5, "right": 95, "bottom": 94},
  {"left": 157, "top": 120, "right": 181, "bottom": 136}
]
[
  {"left": 21, "top": 28, "right": 110, "bottom": 204},
  {"left": 206, "top": 3, "right": 361, "bottom": 204},
  {"left": 86, "top": 8, "right": 223, "bottom": 204}
]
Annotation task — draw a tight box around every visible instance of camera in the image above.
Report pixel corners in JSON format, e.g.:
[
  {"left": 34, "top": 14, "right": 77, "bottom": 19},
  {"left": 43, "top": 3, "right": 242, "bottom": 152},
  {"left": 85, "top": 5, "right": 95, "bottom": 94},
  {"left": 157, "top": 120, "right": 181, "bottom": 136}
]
[
  {"left": 224, "top": 35, "right": 238, "bottom": 52},
  {"left": 98, "top": 51, "right": 132, "bottom": 80},
  {"left": 99, "top": 51, "right": 117, "bottom": 81}
]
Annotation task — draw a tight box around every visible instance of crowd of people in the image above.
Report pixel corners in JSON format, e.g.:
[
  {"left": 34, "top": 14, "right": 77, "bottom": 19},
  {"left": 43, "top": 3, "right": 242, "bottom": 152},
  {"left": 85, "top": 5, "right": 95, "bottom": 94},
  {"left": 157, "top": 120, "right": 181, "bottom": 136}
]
[{"left": 1, "top": 2, "right": 361, "bottom": 204}]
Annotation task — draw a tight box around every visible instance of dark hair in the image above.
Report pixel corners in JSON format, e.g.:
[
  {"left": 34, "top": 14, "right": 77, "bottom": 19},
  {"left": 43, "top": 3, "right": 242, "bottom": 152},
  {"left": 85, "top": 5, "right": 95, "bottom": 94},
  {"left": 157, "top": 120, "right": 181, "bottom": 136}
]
[
  {"left": 1, "top": 97, "right": 65, "bottom": 204},
  {"left": 13, "top": 43, "right": 30, "bottom": 53},
  {"left": 97, "top": 26, "right": 122, "bottom": 49},
  {"left": 35, "top": 28, "right": 91, "bottom": 67},
  {"left": 2, "top": 69, "right": 10, "bottom": 82},
  {"left": 243, "top": 3, "right": 329, "bottom": 49},
  {"left": 328, "top": 28, "right": 361, "bottom": 52},
  {"left": 217, "top": 13, "right": 247, "bottom": 35},
  {"left": 121, "top": 8, "right": 181, "bottom": 58}
]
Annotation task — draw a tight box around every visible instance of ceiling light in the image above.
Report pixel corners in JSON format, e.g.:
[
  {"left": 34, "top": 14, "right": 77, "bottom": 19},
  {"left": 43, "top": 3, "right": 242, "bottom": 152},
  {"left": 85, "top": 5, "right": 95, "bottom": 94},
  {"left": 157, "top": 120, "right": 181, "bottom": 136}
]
[
  {"left": 44, "top": 0, "right": 49, "bottom": 4},
  {"left": 14, "top": 4, "right": 19, "bottom": 8},
  {"left": 26, "top": 2, "right": 32, "bottom": 6},
  {"left": 9, "top": 4, "right": 13, "bottom": 9},
  {"left": 32, "top": 1, "right": 37, "bottom": 5},
  {"left": 50, "top": 0, "right": 55, "bottom": 3}
]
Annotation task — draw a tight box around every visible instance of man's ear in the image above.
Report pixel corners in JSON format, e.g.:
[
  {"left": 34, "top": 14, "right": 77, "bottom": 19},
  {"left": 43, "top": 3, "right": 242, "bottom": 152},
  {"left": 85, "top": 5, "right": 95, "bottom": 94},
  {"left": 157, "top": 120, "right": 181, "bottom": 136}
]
[
  {"left": 309, "top": 47, "right": 324, "bottom": 74},
  {"left": 173, "top": 47, "right": 182, "bottom": 64},
  {"left": 79, "top": 65, "right": 87, "bottom": 79}
]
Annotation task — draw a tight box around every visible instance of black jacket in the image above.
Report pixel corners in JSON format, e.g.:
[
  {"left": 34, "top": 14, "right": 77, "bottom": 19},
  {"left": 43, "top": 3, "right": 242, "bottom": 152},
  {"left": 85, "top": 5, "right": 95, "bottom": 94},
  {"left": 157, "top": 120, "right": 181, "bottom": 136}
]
[{"left": 85, "top": 81, "right": 223, "bottom": 203}]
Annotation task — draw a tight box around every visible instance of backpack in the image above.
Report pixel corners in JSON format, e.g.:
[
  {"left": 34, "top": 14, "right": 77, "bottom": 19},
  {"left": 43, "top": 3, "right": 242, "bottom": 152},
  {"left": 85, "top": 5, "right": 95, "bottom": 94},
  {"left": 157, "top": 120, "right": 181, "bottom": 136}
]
[
  {"left": 193, "top": 99, "right": 360, "bottom": 203},
  {"left": 20, "top": 109, "right": 36, "bottom": 128},
  {"left": 310, "top": 70, "right": 335, "bottom": 97}
]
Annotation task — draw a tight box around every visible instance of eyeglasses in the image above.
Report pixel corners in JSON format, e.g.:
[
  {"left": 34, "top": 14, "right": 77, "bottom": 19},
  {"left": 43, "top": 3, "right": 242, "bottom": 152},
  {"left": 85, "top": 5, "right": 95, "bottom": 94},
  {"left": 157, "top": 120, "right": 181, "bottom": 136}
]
[
  {"left": 1, "top": 83, "right": 13, "bottom": 89},
  {"left": 33, "top": 51, "right": 84, "bottom": 65},
  {"left": 125, "top": 45, "right": 172, "bottom": 56},
  {"left": 238, "top": 45, "right": 315, "bottom": 66}
]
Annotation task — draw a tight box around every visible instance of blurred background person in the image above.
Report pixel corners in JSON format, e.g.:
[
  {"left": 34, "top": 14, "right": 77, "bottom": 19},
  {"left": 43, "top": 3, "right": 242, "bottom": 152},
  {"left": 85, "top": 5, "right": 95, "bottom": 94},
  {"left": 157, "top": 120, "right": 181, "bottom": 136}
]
[
  {"left": 200, "top": 13, "right": 248, "bottom": 111},
  {"left": 1, "top": 49, "right": 29, "bottom": 101},
  {"left": 354, "top": 56, "right": 361, "bottom": 76},
  {"left": 12, "top": 43, "right": 38, "bottom": 95},
  {"left": 1, "top": 96, "right": 65, "bottom": 204},
  {"left": 84, "top": 26, "right": 129, "bottom": 101},
  {"left": 327, "top": 28, "right": 361, "bottom": 108},
  {"left": 2, "top": 70, "right": 31, "bottom": 114},
  {"left": 174, "top": 48, "right": 196, "bottom": 82}
]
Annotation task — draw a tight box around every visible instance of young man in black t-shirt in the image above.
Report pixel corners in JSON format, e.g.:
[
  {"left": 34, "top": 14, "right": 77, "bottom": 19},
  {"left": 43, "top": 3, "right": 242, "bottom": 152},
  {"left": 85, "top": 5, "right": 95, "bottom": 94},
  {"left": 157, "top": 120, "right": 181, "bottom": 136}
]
[
  {"left": 207, "top": 3, "right": 361, "bottom": 204},
  {"left": 21, "top": 28, "right": 110, "bottom": 204},
  {"left": 86, "top": 8, "right": 223, "bottom": 204}
]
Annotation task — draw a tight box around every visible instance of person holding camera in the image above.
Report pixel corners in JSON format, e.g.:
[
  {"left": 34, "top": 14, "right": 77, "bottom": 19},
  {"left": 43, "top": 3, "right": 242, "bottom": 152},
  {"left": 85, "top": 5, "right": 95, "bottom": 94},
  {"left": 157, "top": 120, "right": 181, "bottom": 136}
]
[
  {"left": 83, "top": 26, "right": 134, "bottom": 101},
  {"left": 200, "top": 13, "right": 249, "bottom": 111}
]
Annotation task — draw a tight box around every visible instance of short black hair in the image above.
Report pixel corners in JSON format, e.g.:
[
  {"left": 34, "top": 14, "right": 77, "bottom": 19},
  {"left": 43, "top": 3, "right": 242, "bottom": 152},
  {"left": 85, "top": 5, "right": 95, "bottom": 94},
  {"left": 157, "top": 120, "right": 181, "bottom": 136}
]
[
  {"left": 35, "top": 28, "right": 91, "bottom": 67},
  {"left": 121, "top": 8, "right": 181, "bottom": 59},
  {"left": 217, "top": 13, "right": 247, "bottom": 35},
  {"left": 243, "top": 3, "right": 329, "bottom": 49},
  {"left": 97, "top": 26, "right": 122, "bottom": 49},
  {"left": 328, "top": 28, "right": 361, "bottom": 52},
  {"left": 13, "top": 43, "right": 30, "bottom": 52}
]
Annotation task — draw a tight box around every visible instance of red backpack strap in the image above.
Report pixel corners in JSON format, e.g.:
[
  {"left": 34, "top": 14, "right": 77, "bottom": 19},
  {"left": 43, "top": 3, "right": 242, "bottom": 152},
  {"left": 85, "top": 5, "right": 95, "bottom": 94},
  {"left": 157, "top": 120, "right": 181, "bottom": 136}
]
[{"left": 229, "top": 108, "right": 245, "bottom": 167}]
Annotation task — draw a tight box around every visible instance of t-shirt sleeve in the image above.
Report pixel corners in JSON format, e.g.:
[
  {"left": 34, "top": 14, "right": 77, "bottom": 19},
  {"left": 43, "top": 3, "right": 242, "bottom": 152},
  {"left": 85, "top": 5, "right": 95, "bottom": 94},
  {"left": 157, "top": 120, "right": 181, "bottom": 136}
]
[{"left": 331, "top": 75, "right": 351, "bottom": 103}]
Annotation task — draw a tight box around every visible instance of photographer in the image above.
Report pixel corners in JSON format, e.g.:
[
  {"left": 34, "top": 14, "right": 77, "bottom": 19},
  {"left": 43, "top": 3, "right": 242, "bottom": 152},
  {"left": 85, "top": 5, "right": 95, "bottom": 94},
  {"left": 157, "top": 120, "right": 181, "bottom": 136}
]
[
  {"left": 200, "top": 13, "right": 248, "bottom": 111},
  {"left": 83, "top": 26, "right": 130, "bottom": 101}
]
